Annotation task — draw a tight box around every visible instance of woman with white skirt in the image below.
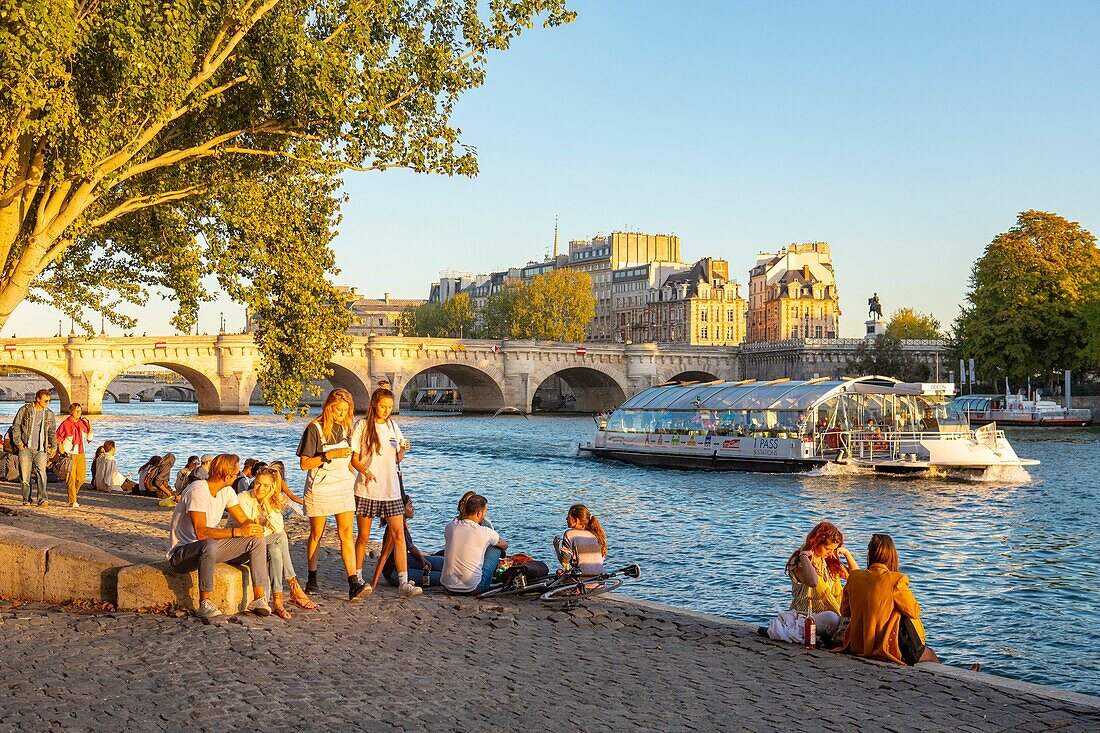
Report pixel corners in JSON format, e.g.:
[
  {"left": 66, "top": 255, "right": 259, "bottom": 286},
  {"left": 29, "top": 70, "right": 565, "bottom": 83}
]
[{"left": 296, "top": 388, "right": 371, "bottom": 601}]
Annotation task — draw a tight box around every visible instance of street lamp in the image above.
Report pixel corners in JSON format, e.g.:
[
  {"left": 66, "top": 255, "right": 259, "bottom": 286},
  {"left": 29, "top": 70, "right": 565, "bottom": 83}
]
[{"left": 219, "top": 311, "right": 225, "bottom": 334}]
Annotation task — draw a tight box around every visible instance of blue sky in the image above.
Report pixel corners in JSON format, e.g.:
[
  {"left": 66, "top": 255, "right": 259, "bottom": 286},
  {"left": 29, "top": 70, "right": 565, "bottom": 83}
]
[{"left": 5, "top": 0, "right": 1098, "bottom": 338}]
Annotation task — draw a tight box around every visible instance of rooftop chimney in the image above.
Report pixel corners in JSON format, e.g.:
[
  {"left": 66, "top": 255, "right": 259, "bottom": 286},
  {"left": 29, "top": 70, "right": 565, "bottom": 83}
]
[{"left": 384, "top": 292, "right": 390, "bottom": 303}]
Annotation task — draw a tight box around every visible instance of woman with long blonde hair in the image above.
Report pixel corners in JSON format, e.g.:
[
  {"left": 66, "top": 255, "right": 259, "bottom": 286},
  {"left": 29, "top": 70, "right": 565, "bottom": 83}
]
[{"left": 296, "top": 388, "right": 370, "bottom": 601}]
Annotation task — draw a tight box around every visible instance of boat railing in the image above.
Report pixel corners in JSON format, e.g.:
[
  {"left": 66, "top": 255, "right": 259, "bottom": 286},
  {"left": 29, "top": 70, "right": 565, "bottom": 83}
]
[
  {"left": 815, "top": 427, "right": 1006, "bottom": 462},
  {"left": 1065, "top": 408, "right": 1093, "bottom": 421}
]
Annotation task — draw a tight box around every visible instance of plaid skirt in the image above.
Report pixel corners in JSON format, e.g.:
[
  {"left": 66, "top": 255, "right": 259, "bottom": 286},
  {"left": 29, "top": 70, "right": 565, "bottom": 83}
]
[{"left": 355, "top": 496, "right": 405, "bottom": 518}]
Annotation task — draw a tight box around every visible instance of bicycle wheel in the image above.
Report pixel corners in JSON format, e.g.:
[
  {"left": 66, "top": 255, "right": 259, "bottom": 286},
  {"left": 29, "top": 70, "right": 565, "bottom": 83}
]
[{"left": 539, "top": 576, "right": 624, "bottom": 603}]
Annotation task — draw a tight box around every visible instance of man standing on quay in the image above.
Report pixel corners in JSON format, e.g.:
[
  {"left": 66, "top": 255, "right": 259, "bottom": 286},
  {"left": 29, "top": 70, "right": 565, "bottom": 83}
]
[
  {"left": 56, "top": 402, "right": 93, "bottom": 508},
  {"left": 167, "top": 454, "right": 272, "bottom": 620},
  {"left": 11, "top": 389, "right": 56, "bottom": 506}
]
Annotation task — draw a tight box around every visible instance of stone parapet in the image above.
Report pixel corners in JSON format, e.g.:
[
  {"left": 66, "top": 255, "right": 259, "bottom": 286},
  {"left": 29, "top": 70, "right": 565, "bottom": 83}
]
[
  {"left": 0, "top": 525, "right": 127, "bottom": 604},
  {"left": 116, "top": 560, "right": 247, "bottom": 612}
]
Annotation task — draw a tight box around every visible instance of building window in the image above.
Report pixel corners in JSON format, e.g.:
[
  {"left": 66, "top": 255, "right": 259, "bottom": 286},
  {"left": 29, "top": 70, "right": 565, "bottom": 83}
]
[
  {"left": 726, "top": 308, "right": 735, "bottom": 321},
  {"left": 700, "top": 326, "right": 709, "bottom": 339},
  {"left": 815, "top": 326, "right": 823, "bottom": 338},
  {"left": 700, "top": 309, "right": 708, "bottom": 322},
  {"left": 790, "top": 327, "right": 798, "bottom": 339},
  {"left": 726, "top": 326, "right": 734, "bottom": 340}
]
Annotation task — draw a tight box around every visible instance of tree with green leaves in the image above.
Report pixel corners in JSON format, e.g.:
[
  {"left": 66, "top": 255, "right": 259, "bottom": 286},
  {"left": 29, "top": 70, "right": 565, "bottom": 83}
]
[
  {"left": 0, "top": 0, "right": 574, "bottom": 411},
  {"left": 953, "top": 210, "right": 1100, "bottom": 391},
  {"left": 441, "top": 291, "right": 475, "bottom": 338},
  {"left": 479, "top": 282, "right": 526, "bottom": 338},
  {"left": 886, "top": 308, "right": 941, "bottom": 340},
  {"left": 513, "top": 268, "right": 594, "bottom": 341},
  {"left": 847, "top": 333, "right": 930, "bottom": 382}
]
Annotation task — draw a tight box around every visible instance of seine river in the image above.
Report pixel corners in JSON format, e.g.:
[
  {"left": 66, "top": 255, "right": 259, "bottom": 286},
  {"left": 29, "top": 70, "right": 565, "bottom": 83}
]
[{"left": 3, "top": 402, "right": 1097, "bottom": 695}]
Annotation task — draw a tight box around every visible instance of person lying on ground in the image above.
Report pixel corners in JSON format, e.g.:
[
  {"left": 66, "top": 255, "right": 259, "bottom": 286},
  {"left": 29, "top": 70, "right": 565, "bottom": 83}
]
[
  {"left": 441, "top": 494, "right": 508, "bottom": 596},
  {"left": 838, "top": 533, "right": 940, "bottom": 665},
  {"left": 165, "top": 453, "right": 271, "bottom": 621},
  {"left": 232, "top": 467, "right": 316, "bottom": 619},
  {"left": 553, "top": 503, "right": 608, "bottom": 576},
  {"left": 371, "top": 494, "right": 441, "bottom": 589}
]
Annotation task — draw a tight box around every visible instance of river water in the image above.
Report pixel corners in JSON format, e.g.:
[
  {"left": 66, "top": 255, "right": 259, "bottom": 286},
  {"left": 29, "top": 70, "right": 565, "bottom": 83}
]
[{"left": 3, "top": 402, "right": 1097, "bottom": 695}]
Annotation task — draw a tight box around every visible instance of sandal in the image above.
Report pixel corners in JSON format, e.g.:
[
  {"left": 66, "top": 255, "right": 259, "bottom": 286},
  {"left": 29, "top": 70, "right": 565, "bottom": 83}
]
[
  {"left": 272, "top": 605, "right": 292, "bottom": 620},
  {"left": 290, "top": 594, "right": 318, "bottom": 610}
]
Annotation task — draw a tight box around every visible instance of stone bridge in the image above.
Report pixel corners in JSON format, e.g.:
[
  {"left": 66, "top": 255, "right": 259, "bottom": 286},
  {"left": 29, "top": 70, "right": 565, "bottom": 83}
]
[{"left": 0, "top": 335, "right": 738, "bottom": 415}]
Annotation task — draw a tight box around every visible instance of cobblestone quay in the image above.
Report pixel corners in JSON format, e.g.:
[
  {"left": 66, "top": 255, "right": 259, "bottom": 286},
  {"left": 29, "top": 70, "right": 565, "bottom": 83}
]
[{"left": 1, "top": 483, "right": 1097, "bottom": 732}]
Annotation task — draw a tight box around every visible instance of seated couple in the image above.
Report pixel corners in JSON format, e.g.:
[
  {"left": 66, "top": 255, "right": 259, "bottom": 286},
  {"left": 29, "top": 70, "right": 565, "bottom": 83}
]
[{"left": 766, "top": 521, "right": 939, "bottom": 666}]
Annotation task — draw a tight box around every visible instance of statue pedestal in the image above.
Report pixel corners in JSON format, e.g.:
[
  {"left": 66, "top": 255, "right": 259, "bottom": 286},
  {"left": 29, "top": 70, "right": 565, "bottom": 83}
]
[{"left": 865, "top": 319, "right": 886, "bottom": 339}]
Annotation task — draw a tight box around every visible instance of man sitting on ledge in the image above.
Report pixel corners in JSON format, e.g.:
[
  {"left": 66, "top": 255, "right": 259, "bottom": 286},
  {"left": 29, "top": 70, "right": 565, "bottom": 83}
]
[{"left": 166, "top": 453, "right": 272, "bottom": 620}]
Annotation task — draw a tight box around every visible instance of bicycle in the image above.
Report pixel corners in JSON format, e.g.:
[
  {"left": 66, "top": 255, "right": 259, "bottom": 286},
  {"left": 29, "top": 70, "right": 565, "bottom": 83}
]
[{"left": 480, "top": 559, "right": 641, "bottom": 605}]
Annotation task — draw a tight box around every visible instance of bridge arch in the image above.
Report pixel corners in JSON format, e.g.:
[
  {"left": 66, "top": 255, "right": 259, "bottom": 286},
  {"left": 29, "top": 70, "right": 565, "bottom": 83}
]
[
  {"left": 399, "top": 363, "right": 505, "bottom": 414},
  {"left": 0, "top": 363, "right": 73, "bottom": 410},
  {"left": 663, "top": 370, "right": 721, "bottom": 384},
  {"left": 90, "top": 362, "right": 222, "bottom": 414},
  {"left": 529, "top": 365, "right": 628, "bottom": 413}
]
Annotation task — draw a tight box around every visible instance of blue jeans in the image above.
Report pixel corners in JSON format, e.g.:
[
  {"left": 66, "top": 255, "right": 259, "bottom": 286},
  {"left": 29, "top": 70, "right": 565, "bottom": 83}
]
[
  {"left": 265, "top": 532, "right": 298, "bottom": 595},
  {"left": 445, "top": 547, "right": 504, "bottom": 595},
  {"left": 18, "top": 448, "right": 47, "bottom": 504},
  {"left": 387, "top": 555, "right": 444, "bottom": 587}
]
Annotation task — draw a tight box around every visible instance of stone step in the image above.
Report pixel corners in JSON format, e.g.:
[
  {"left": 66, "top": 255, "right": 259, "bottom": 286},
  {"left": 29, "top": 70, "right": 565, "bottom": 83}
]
[
  {"left": 116, "top": 561, "right": 251, "bottom": 614},
  {"left": 0, "top": 525, "right": 127, "bottom": 605}
]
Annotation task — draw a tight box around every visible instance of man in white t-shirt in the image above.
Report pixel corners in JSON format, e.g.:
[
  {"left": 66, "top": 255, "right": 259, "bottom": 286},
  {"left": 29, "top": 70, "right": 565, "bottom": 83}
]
[
  {"left": 166, "top": 453, "right": 271, "bottom": 620},
  {"left": 441, "top": 494, "right": 508, "bottom": 595}
]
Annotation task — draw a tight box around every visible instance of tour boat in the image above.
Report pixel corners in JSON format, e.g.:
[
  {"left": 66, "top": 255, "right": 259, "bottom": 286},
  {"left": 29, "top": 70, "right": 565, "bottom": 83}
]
[
  {"left": 950, "top": 393, "right": 1093, "bottom": 428},
  {"left": 579, "top": 376, "right": 1039, "bottom": 475}
]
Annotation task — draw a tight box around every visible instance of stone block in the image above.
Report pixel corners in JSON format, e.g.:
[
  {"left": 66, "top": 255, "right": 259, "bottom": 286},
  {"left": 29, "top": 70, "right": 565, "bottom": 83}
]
[
  {"left": 116, "top": 561, "right": 247, "bottom": 613},
  {"left": 0, "top": 524, "right": 59, "bottom": 600},
  {"left": 43, "top": 540, "right": 129, "bottom": 605}
]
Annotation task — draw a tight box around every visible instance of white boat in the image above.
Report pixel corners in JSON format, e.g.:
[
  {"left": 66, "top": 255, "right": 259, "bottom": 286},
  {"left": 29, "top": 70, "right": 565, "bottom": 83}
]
[
  {"left": 579, "top": 376, "right": 1039, "bottom": 474},
  {"left": 950, "top": 393, "right": 1093, "bottom": 428}
]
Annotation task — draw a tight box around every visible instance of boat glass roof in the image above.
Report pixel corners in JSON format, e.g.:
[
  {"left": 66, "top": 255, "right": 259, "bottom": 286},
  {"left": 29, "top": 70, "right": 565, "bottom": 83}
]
[{"left": 616, "top": 377, "right": 907, "bottom": 413}]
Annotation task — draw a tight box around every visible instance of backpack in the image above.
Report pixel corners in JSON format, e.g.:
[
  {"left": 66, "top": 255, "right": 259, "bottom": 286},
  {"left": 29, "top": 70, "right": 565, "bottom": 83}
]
[{"left": 499, "top": 560, "right": 550, "bottom": 590}]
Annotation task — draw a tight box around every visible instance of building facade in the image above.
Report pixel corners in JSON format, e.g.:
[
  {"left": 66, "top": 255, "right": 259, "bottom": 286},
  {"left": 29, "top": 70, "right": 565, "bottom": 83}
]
[
  {"left": 646, "top": 258, "right": 747, "bottom": 346},
  {"left": 347, "top": 292, "right": 426, "bottom": 336},
  {"left": 746, "top": 242, "right": 840, "bottom": 343},
  {"left": 568, "top": 232, "right": 682, "bottom": 341},
  {"left": 611, "top": 262, "right": 690, "bottom": 343}
]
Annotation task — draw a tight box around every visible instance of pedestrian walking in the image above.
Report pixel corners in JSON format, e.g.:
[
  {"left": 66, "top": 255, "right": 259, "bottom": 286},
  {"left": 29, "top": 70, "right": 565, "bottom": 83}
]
[
  {"left": 11, "top": 389, "right": 57, "bottom": 506},
  {"left": 297, "top": 388, "right": 370, "bottom": 601},
  {"left": 55, "top": 402, "right": 93, "bottom": 507}
]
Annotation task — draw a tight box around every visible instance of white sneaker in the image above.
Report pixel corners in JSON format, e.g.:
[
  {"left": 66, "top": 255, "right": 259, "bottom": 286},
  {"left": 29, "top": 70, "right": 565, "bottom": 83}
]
[
  {"left": 69, "top": 502, "right": 80, "bottom": 508},
  {"left": 399, "top": 581, "right": 423, "bottom": 598},
  {"left": 198, "top": 599, "right": 223, "bottom": 620},
  {"left": 247, "top": 596, "right": 272, "bottom": 617}
]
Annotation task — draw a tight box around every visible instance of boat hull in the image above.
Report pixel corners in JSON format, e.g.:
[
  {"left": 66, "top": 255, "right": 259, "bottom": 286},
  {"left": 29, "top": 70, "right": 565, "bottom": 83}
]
[
  {"left": 580, "top": 444, "right": 823, "bottom": 473},
  {"left": 967, "top": 415, "right": 1092, "bottom": 428}
]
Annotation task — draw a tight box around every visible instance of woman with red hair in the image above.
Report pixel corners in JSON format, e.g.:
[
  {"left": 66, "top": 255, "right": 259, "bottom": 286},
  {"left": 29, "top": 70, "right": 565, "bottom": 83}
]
[{"left": 765, "top": 521, "right": 859, "bottom": 644}]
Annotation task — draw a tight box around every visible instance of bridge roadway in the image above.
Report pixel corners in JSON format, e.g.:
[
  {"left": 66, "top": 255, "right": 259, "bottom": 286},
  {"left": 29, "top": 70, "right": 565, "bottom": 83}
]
[{"left": 0, "top": 335, "right": 736, "bottom": 415}]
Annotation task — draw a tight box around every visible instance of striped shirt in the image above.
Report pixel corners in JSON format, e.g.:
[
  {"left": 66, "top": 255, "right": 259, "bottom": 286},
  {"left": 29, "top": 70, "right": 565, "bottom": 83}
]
[{"left": 558, "top": 528, "right": 605, "bottom": 576}]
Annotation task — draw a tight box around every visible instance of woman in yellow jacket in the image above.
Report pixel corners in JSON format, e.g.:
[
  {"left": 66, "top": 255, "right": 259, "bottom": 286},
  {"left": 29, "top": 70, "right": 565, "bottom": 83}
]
[{"left": 839, "top": 533, "right": 939, "bottom": 665}]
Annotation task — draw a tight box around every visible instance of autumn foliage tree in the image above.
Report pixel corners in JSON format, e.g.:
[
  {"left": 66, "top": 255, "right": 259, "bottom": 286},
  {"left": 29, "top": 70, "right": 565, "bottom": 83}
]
[
  {"left": 513, "top": 268, "right": 594, "bottom": 341},
  {"left": 886, "top": 308, "right": 941, "bottom": 340},
  {"left": 0, "top": 0, "right": 573, "bottom": 411},
  {"left": 953, "top": 210, "right": 1100, "bottom": 390}
]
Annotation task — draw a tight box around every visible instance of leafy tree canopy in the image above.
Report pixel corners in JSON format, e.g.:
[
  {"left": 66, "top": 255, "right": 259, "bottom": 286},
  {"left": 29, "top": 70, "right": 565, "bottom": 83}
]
[
  {"left": 512, "top": 268, "right": 593, "bottom": 341},
  {"left": 846, "top": 333, "right": 931, "bottom": 382},
  {"left": 0, "top": 0, "right": 573, "bottom": 412},
  {"left": 886, "top": 307, "right": 941, "bottom": 340},
  {"left": 952, "top": 210, "right": 1100, "bottom": 388}
]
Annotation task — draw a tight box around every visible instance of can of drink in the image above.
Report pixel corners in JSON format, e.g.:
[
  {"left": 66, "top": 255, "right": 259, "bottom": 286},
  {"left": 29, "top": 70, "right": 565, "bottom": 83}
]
[{"left": 804, "top": 615, "right": 817, "bottom": 649}]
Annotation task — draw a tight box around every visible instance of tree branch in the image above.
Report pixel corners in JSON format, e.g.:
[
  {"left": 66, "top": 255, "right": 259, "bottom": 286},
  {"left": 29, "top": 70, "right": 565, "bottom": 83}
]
[
  {"left": 88, "top": 184, "right": 209, "bottom": 230},
  {"left": 219, "top": 146, "right": 403, "bottom": 173}
]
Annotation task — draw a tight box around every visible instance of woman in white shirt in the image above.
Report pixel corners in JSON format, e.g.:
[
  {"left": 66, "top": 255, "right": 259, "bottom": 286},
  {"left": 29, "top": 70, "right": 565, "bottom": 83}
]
[
  {"left": 351, "top": 388, "right": 421, "bottom": 599},
  {"left": 296, "top": 388, "right": 368, "bottom": 601},
  {"left": 234, "top": 468, "right": 316, "bottom": 619}
]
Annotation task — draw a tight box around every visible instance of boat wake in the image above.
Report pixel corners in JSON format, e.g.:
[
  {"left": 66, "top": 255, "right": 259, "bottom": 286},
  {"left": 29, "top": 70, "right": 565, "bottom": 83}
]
[
  {"left": 801, "top": 462, "right": 874, "bottom": 478},
  {"left": 955, "top": 464, "right": 1034, "bottom": 485}
]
